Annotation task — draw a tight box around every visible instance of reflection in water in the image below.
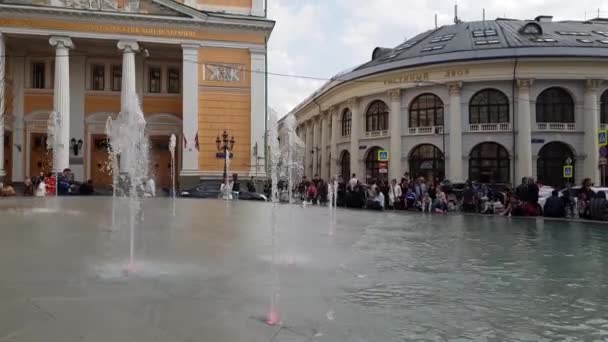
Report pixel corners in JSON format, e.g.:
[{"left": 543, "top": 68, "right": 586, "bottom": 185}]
[{"left": 0, "top": 198, "right": 607, "bottom": 341}]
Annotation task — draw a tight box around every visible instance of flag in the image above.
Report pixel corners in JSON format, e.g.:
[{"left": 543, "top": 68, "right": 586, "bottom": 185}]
[
  {"left": 183, "top": 135, "right": 188, "bottom": 149},
  {"left": 194, "top": 133, "right": 200, "bottom": 151}
]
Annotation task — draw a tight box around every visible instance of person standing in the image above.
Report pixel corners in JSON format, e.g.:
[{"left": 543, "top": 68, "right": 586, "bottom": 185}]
[
  {"left": 388, "top": 179, "right": 402, "bottom": 210},
  {"left": 231, "top": 173, "right": 240, "bottom": 192},
  {"left": 348, "top": 173, "right": 358, "bottom": 191}
]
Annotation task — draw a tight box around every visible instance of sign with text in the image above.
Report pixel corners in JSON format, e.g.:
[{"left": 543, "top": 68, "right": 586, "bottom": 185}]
[
  {"left": 378, "top": 150, "right": 389, "bottom": 161},
  {"left": 599, "top": 130, "right": 608, "bottom": 147},
  {"left": 563, "top": 165, "right": 574, "bottom": 178}
]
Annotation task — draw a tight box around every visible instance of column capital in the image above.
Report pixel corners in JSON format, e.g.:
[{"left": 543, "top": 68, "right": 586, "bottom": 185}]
[
  {"left": 181, "top": 44, "right": 199, "bottom": 54},
  {"left": 347, "top": 97, "right": 360, "bottom": 108},
  {"left": 388, "top": 89, "right": 402, "bottom": 101},
  {"left": 117, "top": 40, "right": 139, "bottom": 53},
  {"left": 516, "top": 79, "right": 534, "bottom": 89},
  {"left": 585, "top": 79, "right": 603, "bottom": 92},
  {"left": 49, "top": 36, "right": 74, "bottom": 49},
  {"left": 447, "top": 82, "right": 463, "bottom": 95}
]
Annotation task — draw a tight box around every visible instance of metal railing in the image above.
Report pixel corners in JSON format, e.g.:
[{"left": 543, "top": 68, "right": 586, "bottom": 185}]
[{"left": 364, "top": 130, "right": 389, "bottom": 138}]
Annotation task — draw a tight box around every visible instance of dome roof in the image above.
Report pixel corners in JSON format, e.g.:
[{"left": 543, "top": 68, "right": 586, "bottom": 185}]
[{"left": 351, "top": 17, "right": 608, "bottom": 80}]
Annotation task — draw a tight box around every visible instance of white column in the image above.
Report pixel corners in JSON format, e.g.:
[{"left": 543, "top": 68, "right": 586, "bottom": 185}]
[
  {"left": 388, "top": 89, "right": 402, "bottom": 181},
  {"left": 320, "top": 113, "right": 329, "bottom": 180},
  {"left": 312, "top": 117, "right": 321, "bottom": 176},
  {"left": 447, "top": 82, "right": 463, "bottom": 182},
  {"left": 181, "top": 44, "right": 199, "bottom": 176},
  {"left": 348, "top": 97, "right": 360, "bottom": 179},
  {"left": 250, "top": 48, "right": 266, "bottom": 177},
  {"left": 11, "top": 53, "right": 24, "bottom": 182},
  {"left": 330, "top": 108, "right": 339, "bottom": 179},
  {"left": 516, "top": 79, "right": 533, "bottom": 182},
  {"left": 584, "top": 79, "right": 601, "bottom": 185},
  {"left": 49, "top": 36, "right": 73, "bottom": 173},
  {"left": 0, "top": 33, "right": 5, "bottom": 180},
  {"left": 305, "top": 121, "right": 313, "bottom": 177},
  {"left": 117, "top": 40, "right": 139, "bottom": 113},
  {"left": 252, "top": 0, "right": 265, "bottom": 16}
]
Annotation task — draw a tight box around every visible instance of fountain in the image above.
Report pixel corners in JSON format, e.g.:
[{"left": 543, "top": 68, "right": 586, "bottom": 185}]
[
  {"left": 106, "top": 117, "right": 119, "bottom": 231},
  {"left": 169, "top": 134, "right": 176, "bottom": 216},
  {"left": 107, "top": 95, "right": 148, "bottom": 274},
  {"left": 266, "top": 114, "right": 281, "bottom": 325},
  {"left": 280, "top": 114, "right": 305, "bottom": 204}
]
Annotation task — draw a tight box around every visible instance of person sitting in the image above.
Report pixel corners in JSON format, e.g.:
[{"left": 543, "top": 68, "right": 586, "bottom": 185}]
[
  {"left": 462, "top": 185, "right": 476, "bottom": 213},
  {"left": 365, "top": 189, "right": 384, "bottom": 211},
  {"left": 589, "top": 191, "right": 608, "bottom": 221},
  {"left": 306, "top": 181, "right": 317, "bottom": 204},
  {"left": 544, "top": 190, "right": 566, "bottom": 218},
  {"left": 45, "top": 173, "right": 56, "bottom": 196},
  {"left": 433, "top": 190, "right": 448, "bottom": 213},
  {"left": 23, "top": 177, "right": 34, "bottom": 196},
  {"left": 35, "top": 178, "right": 46, "bottom": 197},
  {"left": 388, "top": 179, "right": 403, "bottom": 210},
  {"left": 0, "top": 182, "right": 16, "bottom": 197},
  {"left": 79, "top": 179, "right": 95, "bottom": 196}
]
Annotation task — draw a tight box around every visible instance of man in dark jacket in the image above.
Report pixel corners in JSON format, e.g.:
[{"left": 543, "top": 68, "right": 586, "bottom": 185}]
[
  {"left": 589, "top": 191, "right": 608, "bottom": 221},
  {"left": 544, "top": 190, "right": 565, "bottom": 218}
]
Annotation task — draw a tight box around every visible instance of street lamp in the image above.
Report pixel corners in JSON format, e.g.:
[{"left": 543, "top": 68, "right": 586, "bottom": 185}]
[{"left": 216, "top": 130, "right": 236, "bottom": 180}]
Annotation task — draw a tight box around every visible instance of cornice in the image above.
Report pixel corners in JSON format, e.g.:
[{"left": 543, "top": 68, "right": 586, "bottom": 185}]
[{"left": 0, "top": 4, "right": 274, "bottom": 32}]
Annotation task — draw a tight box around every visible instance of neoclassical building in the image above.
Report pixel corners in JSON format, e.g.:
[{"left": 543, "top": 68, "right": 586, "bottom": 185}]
[
  {"left": 289, "top": 16, "right": 608, "bottom": 187},
  {"left": 0, "top": 0, "right": 273, "bottom": 188}
]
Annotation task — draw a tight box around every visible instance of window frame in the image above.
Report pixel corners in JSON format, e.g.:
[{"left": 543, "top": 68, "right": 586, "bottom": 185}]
[
  {"left": 365, "top": 100, "right": 389, "bottom": 132},
  {"left": 111, "top": 65, "right": 122, "bottom": 92},
  {"left": 536, "top": 87, "right": 575, "bottom": 123},
  {"left": 408, "top": 144, "right": 445, "bottom": 181},
  {"left": 341, "top": 109, "right": 352, "bottom": 137},
  {"left": 468, "top": 142, "right": 510, "bottom": 184},
  {"left": 148, "top": 66, "right": 162, "bottom": 93},
  {"left": 91, "top": 64, "right": 105, "bottom": 91},
  {"left": 167, "top": 67, "right": 181, "bottom": 94},
  {"left": 469, "top": 88, "right": 510, "bottom": 124},
  {"left": 31, "top": 62, "right": 46, "bottom": 89},
  {"left": 409, "top": 93, "right": 444, "bottom": 128}
]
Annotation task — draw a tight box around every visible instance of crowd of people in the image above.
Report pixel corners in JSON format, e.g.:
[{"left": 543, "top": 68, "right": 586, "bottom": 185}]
[
  {"left": 295, "top": 172, "right": 608, "bottom": 221},
  {"left": 1, "top": 168, "right": 96, "bottom": 197}
]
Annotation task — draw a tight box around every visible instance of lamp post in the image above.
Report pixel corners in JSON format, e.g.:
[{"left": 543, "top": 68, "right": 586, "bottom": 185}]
[{"left": 216, "top": 130, "right": 235, "bottom": 181}]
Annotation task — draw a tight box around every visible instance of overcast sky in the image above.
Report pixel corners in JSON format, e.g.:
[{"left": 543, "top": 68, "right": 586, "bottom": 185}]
[{"left": 267, "top": 0, "right": 608, "bottom": 117}]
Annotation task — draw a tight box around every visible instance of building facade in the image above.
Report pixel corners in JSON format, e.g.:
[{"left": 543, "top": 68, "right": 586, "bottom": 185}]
[
  {"left": 289, "top": 16, "right": 608, "bottom": 187},
  {"left": 0, "top": 0, "right": 273, "bottom": 189}
]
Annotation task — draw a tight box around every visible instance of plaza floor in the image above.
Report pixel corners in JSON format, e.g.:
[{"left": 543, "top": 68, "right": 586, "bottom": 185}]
[{"left": 0, "top": 197, "right": 607, "bottom": 341}]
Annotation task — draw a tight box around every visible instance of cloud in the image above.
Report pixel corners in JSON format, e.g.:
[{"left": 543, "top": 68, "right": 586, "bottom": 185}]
[{"left": 268, "top": 0, "right": 607, "bottom": 117}]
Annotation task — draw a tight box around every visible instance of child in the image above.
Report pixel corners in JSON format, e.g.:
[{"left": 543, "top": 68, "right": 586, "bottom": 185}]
[{"left": 421, "top": 192, "right": 432, "bottom": 213}]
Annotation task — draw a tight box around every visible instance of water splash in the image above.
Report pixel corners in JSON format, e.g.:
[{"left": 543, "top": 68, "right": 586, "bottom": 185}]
[
  {"left": 169, "top": 134, "right": 176, "bottom": 216},
  {"left": 107, "top": 95, "right": 149, "bottom": 274},
  {"left": 46, "top": 111, "right": 59, "bottom": 197},
  {"left": 106, "top": 116, "right": 119, "bottom": 232},
  {"left": 266, "top": 114, "right": 281, "bottom": 325}
]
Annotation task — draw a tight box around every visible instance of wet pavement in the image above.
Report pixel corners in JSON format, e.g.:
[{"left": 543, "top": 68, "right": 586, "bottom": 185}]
[{"left": 0, "top": 197, "right": 607, "bottom": 341}]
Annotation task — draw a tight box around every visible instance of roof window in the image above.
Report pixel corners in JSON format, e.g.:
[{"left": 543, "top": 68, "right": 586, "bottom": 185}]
[
  {"left": 531, "top": 37, "right": 557, "bottom": 42},
  {"left": 520, "top": 23, "right": 543, "bottom": 35},
  {"left": 395, "top": 42, "right": 416, "bottom": 51},
  {"left": 421, "top": 45, "right": 445, "bottom": 52},
  {"left": 556, "top": 31, "right": 591, "bottom": 36},
  {"left": 598, "top": 40, "right": 608, "bottom": 44},
  {"left": 577, "top": 38, "right": 593, "bottom": 43},
  {"left": 593, "top": 31, "right": 608, "bottom": 37},
  {"left": 475, "top": 39, "right": 500, "bottom": 45},
  {"left": 429, "top": 34, "right": 455, "bottom": 43},
  {"left": 472, "top": 29, "right": 497, "bottom": 37}
]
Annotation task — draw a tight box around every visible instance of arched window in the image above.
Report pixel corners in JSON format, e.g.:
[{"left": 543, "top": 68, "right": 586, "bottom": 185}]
[
  {"left": 469, "top": 143, "right": 510, "bottom": 183},
  {"left": 537, "top": 142, "right": 575, "bottom": 187},
  {"left": 409, "top": 144, "right": 444, "bottom": 181},
  {"left": 341, "top": 109, "right": 352, "bottom": 136},
  {"left": 536, "top": 87, "right": 574, "bottom": 123},
  {"left": 340, "top": 150, "right": 350, "bottom": 182},
  {"left": 469, "top": 89, "right": 509, "bottom": 123},
  {"left": 409, "top": 93, "right": 444, "bottom": 128},
  {"left": 365, "top": 101, "right": 389, "bottom": 132},
  {"left": 601, "top": 90, "right": 608, "bottom": 124},
  {"left": 365, "top": 147, "right": 386, "bottom": 183}
]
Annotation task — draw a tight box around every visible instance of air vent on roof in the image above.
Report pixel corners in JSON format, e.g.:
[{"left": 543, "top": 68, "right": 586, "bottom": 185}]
[
  {"left": 535, "top": 15, "right": 553, "bottom": 22},
  {"left": 395, "top": 41, "right": 416, "bottom": 51}
]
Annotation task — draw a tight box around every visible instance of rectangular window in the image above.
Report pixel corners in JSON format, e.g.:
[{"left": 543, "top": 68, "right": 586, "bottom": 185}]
[
  {"left": 111, "top": 65, "right": 122, "bottom": 91},
  {"left": 167, "top": 68, "right": 180, "bottom": 93},
  {"left": 148, "top": 67, "right": 161, "bottom": 93},
  {"left": 91, "top": 64, "right": 105, "bottom": 90},
  {"left": 31, "top": 62, "right": 45, "bottom": 89}
]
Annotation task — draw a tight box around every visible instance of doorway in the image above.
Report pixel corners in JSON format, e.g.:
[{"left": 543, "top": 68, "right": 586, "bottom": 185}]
[{"left": 29, "top": 133, "right": 52, "bottom": 177}]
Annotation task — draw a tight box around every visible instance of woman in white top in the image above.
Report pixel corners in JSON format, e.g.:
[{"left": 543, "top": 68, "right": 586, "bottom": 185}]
[
  {"left": 388, "top": 179, "right": 403, "bottom": 209},
  {"left": 35, "top": 180, "right": 46, "bottom": 197}
]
